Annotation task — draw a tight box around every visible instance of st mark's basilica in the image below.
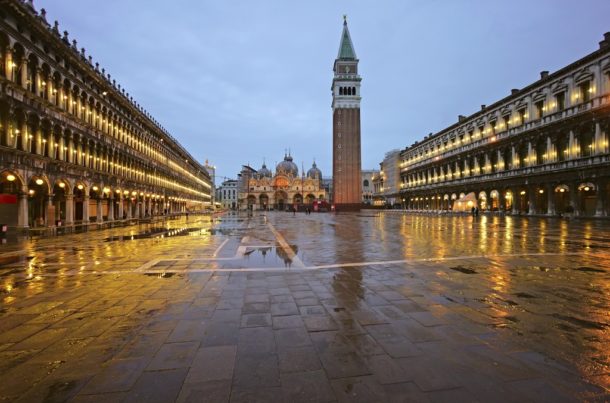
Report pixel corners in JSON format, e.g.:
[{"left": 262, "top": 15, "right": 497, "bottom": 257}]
[{"left": 238, "top": 153, "right": 327, "bottom": 211}]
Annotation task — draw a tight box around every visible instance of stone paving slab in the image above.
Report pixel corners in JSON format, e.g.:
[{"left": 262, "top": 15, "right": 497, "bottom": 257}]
[{"left": 0, "top": 213, "right": 608, "bottom": 401}]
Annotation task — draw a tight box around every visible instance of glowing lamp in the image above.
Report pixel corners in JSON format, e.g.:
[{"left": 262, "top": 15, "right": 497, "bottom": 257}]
[
  {"left": 35, "top": 178, "right": 44, "bottom": 185},
  {"left": 6, "top": 174, "right": 15, "bottom": 182},
  {"left": 58, "top": 182, "right": 65, "bottom": 188},
  {"left": 77, "top": 184, "right": 84, "bottom": 190},
  {"left": 92, "top": 186, "right": 99, "bottom": 191}
]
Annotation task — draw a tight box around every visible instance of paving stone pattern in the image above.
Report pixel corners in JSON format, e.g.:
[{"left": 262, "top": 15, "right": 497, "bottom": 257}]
[{"left": 0, "top": 212, "right": 608, "bottom": 402}]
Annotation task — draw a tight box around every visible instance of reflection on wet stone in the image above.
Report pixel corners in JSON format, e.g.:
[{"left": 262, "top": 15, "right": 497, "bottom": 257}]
[{"left": 0, "top": 213, "right": 609, "bottom": 401}]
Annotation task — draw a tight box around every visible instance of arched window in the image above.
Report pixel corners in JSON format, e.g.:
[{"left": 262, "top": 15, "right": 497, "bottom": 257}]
[
  {"left": 347, "top": 87, "right": 352, "bottom": 96},
  {"left": 352, "top": 87, "right": 356, "bottom": 95},
  {"left": 339, "top": 87, "right": 343, "bottom": 95},
  {"left": 363, "top": 179, "right": 369, "bottom": 187}
]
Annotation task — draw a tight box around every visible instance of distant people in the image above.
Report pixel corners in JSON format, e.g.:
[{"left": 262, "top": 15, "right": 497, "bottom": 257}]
[
  {"left": 475, "top": 207, "right": 479, "bottom": 217},
  {"left": 471, "top": 206, "right": 475, "bottom": 217}
]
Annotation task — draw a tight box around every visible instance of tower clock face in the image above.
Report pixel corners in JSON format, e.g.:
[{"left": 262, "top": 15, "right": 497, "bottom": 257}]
[{"left": 345, "top": 66, "right": 350, "bottom": 73}]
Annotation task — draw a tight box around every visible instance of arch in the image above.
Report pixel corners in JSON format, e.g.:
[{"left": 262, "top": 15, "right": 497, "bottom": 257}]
[
  {"left": 27, "top": 175, "right": 51, "bottom": 227},
  {"left": 0, "top": 169, "right": 25, "bottom": 188},
  {"left": 363, "top": 179, "right": 369, "bottom": 187},
  {"left": 27, "top": 174, "right": 51, "bottom": 195},
  {"left": 54, "top": 178, "right": 73, "bottom": 195},
  {"left": 0, "top": 169, "right": 24, "bottom": 227},
  {"left": 27, "top": 53, "right": 39, "bottom": 93},
  {"left": 259, "top": 193, "right": 269, "bottom": 210},
  {"left": 553, "top": 184, "right": 570, "bottom": 214},
  {"left": 339, "top": 87, "right": 343, "bottom": 95},
  {"left": 306, "top": 194, "right": 315, "bottom": 204},
  {"left": 12, "top": 43, "right": 26, "bottom": 86},
  {"left": 578, "top": 182, "right": 596, "bottom": 192},
  {"left": 554, "top": 184, "right": 569, "bottom": 193}
]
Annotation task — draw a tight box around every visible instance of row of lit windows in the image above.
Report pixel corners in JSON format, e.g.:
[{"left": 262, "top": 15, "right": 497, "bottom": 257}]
[
  {"left": 402, "top": 131, "right": 608, "bottom": 188},
  {"left": 0, "top": 43, "right": 208, "bottom": 189},
  {"left": 401, "top": 76, "right": 606, "bottom": 169},
  {"left": 0, "top": 120, "right": 210, "bottom": 198}
]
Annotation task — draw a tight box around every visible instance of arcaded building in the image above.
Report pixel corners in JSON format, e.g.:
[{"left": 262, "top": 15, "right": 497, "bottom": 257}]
[
  {"left": 332, "top": 18, "right": 362, "bottom": 210},
  {"left": 0, "top": 1, "right": 212, "bottom": 233},
  {"left": 399, "top": 33, "right": 610, "bottom": 217}
]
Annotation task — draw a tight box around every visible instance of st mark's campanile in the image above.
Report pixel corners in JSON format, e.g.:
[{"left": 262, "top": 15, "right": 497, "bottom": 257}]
[{"left": 332, "top": 16, "right": 362, "bottom": 210}]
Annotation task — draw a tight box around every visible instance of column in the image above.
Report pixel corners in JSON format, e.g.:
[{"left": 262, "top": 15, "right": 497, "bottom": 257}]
[
  {"left": 107, "top": 194, "right": 114, "bottom": 221},
  {"left": 20, "top": 57, "right": 28, "bottom": 90},
  {"left": 126, "top": 199, "right": 132, "bottom": 219},
  {"left": 20, "top": 120, "right": 28, "bottom": 151},
  {"left": 569, "top": 183, "right": 580, "bottom": 216},
  {"left": 546, "top": 184, "right": 556, "bottom": 216},
  {"left": 135, "top": 201, "right": 140, "bottom": 219},
  {"left": 117, "top": 195, "right": 124, "bottom": 220},
  {"left": 83, "top": 195, "right": 90, "bottom": 223},
  {"left": 65, "top": 194, "right": 74, "bottom": 225},
  {"left": 96, "top": 198, "right": 103, "bottom": 223},
  {"left": 498, "top": 191, "right": 506, "bottom": 212},
  {"left": 528, "top": 186, "right": 536, "bottom": 215},
  {"left": 45, "top": 196, "right": 53, "bottom": 226},
  {"left": 17, "top": 193, "right": 28, "bottom": 228},
  {"left": 5, "top": 47, "right": 13, "bottom": 81},
  {"left": 594, "top": 122, "right": 602, "bottom": 155},
  {"left": 595, "top": 179, "right": 607, "bottom": 217},
  {"left": 511, "top": 189, "right": 519, "bottom": 214},
  {"left": 35, "top": 125, "right": 42, "bottom": 155}
]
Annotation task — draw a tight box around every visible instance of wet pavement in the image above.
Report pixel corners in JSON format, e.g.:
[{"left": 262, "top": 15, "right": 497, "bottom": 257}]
[{"left": 0, "top": 211, "right": 608, "bottom": 402}]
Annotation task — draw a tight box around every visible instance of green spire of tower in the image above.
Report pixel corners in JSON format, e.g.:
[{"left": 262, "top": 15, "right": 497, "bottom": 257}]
[{"left": 337, "top": 16, "right": 357, "bottom": 60}]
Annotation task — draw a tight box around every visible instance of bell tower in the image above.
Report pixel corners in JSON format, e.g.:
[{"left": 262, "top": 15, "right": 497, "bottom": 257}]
[{"left": 332, "top": 16, "right": 362, "bottom": 210}]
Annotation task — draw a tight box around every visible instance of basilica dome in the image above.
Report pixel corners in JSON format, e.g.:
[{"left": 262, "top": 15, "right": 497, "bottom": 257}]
[
  {"left": 276, "top": 154, "right": 299, "bottom": 177},
  {"left": 307, "top": 162, "right": 322, "bottom": 179},
  {"left": 258, "top": 163, "right": 272, "bottom": 178}
]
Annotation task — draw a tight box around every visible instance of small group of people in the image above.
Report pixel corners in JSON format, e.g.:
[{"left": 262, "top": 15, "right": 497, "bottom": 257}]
[
  {"left": 470, "top": 206, "right": 479, "bottom": 217},
  {"left": 289, "top": 207, "right": 313, "bottom": 215}
]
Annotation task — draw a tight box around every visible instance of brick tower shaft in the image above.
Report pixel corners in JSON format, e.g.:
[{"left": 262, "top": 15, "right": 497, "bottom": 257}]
[{"left": 331, "top": 17, "right": 362, "bottom": 210}]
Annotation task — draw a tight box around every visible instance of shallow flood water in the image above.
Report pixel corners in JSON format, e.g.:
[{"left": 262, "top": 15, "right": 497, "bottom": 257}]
[{"left": 0, "top": 211, "right": 608, "bottom": 399}]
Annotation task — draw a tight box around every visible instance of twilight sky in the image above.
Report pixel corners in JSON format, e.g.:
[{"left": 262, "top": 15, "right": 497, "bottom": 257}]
[{"left": 37, "top": 0, "right": 610, "bottom": 183}]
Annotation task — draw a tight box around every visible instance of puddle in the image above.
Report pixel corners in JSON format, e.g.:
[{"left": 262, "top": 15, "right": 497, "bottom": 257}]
[
  {"left": 449, "top": 266, "right": 477, "bottom": 274},
  {"left": 220, "top": 246, "right": 302, "bottom": 269},
  {"left": 104, "top": 227, "right": 211, "bottom": 242},
  {"left": 574, "top": 267, "right": 606, "bottom": 273},
  {"left": 514, "top": 292, "right": 537, "bottom": 299},
  {"left": 242, "top": 246, "right": 293, "bottom": 266},
  {"left": 551, "top": 314, "right": 607, "bottom": 330},
  {"left": 0, "top": 255, "right": 27, "bottom": 268},
  {"left": 144, "top": 272, "right": 176, "bottom": 278}
]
